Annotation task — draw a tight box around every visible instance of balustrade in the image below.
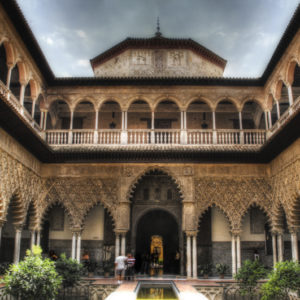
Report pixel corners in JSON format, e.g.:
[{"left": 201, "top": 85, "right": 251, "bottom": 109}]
[
  {"left": 98, "top": 130, "right": 121, "bottom": 144},
  {"left": 1, "top": 78, "right": 299, "bottom": 149},
  {"left": 187, "top": 130, "right": 213, "bottom": 145}
]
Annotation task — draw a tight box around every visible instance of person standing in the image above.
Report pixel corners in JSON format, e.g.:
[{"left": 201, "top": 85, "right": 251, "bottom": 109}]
[
  {"left": 115, "top": 255, "right": 127, "bottom": 284},
  {"left": 125, "top": 253, "right": 136, "bottom": 281}
]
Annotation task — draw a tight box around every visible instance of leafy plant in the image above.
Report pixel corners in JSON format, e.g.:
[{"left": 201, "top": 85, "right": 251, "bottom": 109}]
[
  {"left": 261, "top": 261, "right": 300, "bottom": 300},
  {"left": 234, "top": 259, "right": 267, "bottom": 296},
  {"left": 1, "top": 245, "right": 62, "bottom": 300},
  {"left": 199, "top": 263, "right": 213, "bottom": 276},
  {"left": 215, "top": 263, "right": 229, "bottom": 275},
  {"left": 55, "top": 253, "right": 83, "bottom": 288},
  {"left": 0, "top": 262, "right": 10, "bottom": 275}
]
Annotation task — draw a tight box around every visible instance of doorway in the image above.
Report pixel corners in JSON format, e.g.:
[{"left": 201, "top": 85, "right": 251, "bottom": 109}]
[{"left": 135, "top": 209, "right": 180, "bottom": 274}]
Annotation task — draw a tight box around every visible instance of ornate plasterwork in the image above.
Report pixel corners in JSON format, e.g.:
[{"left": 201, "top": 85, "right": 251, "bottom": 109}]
[
  {"left": 0, "top": 148, "right": 42, "bottom": 227},
  {"left": 194, "top": 177, "right": 273, "bottom": 231},
  {"left": 271, "top": 158, "right": 300, "bottom": 230},
  {"left": 38, "top": 177, "right": 119, "bottom": 229}
]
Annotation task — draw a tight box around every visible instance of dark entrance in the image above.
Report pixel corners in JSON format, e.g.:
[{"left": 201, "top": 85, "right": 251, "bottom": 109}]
[{"left": 135, "top": 209, "right": 180, "bottom": 274}]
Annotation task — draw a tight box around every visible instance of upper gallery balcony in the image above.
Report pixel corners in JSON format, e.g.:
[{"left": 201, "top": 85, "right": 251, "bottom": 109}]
[{"left": 1, "top": 77, "right": 299, "bottom": 151}]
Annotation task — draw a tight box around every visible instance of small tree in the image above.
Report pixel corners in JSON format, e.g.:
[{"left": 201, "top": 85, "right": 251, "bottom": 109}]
[
  {"left": 1, "top": 245, "right": 62, "bottom": 300},
  {"left": 234, "top": 259, "right": 267, "bottom": 296},
  {"left": 261, "top": 261, "right": 300, "bottom": 300},
  {"left": 55, "top": 253, "right": 83, "bottom": 288}
]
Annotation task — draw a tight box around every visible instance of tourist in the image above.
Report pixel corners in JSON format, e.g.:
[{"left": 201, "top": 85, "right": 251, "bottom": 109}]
[
  {"left": 125, "top": 253, "right": 136, "bottom": 281},
  {"left": 115, "top": 255, "right": 127, "bottom": 284}
]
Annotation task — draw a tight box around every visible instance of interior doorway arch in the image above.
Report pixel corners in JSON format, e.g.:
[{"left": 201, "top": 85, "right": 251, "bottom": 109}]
[
  {"left": 129, "top": 169, "right": 183, "bottom": 275},
  {"left": 135, "top": 209, "right": 180, "bottom": 274}
]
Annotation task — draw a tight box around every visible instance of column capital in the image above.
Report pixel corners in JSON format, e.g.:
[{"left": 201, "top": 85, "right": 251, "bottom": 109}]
[
  {"left": 185, "top": 230, "right": 197, "bottom": 237},
  {"left": 289, "top": 227, "right": 300, "bottom": 234},
  {"left": 231, "top": 229, "right": 242, "bottom": 236},
  {"left": 115, "top": 230, "right": 127, "bottom": 236}
]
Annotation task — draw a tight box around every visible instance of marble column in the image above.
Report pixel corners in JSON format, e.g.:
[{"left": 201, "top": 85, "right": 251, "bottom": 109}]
[
  {"left": 30, "top": 231, "right": 36, "bottom": 249},
  {"left": 14, "top": 228, "right": 22, "bottom": 264},
  {"left": 276, "top": 101, "right": 280, "bottom": 119},
  {"left": 263, "top": 111, "right": 268, "bottom": 130},
  {"left": 291, "top": 231, "right": 299, "bottom": 262},
  {"left": 40, "top": 111, "right": 44, "bottom": 129},
  {"left": 231, "top": 235, "right": 237, "bottom": 276},
  {"left": 71, "top": 232, "right": 76, "bottom": 259},
  {"left": 36, "top": 231, "right": 41, "bottom": 246},
  {"left": 277, "top": 233, "right": 284, "bottom": 262},
  {"left": 272, "top": 233, "right": 277, "bottom": 266},
  {"left": 31, "top": 99, "right": 36, "bottom": 118},
  {"left": 121, "top": 233, "right": 126, "bottom": 256},
  {"left": 6, "top": 65, "right": 13, "bottom": 88},
  {"left": 43, "top": 111, "right": 48, "bottom": 130},
  {"left": 115, "top": 233, "right": 120, "bottom": 258},
  {"left": 268, "top": 111, "right": 272, "bottom": 128},
  {"left": 186, "top": 235, "right": 191, "bottom": 278},
  {"left": 236, "top": 235, "right": 241, "bottom": 270},
  {"left": 19, "top": 83, "right": 26, "bottom": 106},
  {"left": 76, "top": 233, "right": 81, "bottom": 262},
  {"left": 192, "top": 234, "right": 197, "bottom": 278},
  {"left": 287, "top": 85, "right": 293, "bottom": 106}
]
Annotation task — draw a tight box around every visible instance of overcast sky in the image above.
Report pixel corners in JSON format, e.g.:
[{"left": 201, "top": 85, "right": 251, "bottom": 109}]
[{"left": 16, "top": 0, "right": 299, "bottom": 78}]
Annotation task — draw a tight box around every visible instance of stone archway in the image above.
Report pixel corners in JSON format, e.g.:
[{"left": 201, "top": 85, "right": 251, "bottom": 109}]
[
  {"left": 135, "top": 209, "right": 180, "bottom": 274},
  {"left": 129, "top": 169, "right": 183, "bottom": 275}
]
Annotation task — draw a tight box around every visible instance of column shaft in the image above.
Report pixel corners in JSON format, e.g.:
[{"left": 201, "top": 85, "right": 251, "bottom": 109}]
[
  {"left": 291, "top": 232, "right": 299, "bottom": 262},
  {"left": 239, "top": 111, "right": 243, "bottom": 130},
  {"left": 71, "top": 233, "right": 76, "bottom": 259},
  {"left": 231, "top": 235, "right": 237, "bottom": 276},
  {"left": 124, "top": 111, "right": 128, "bottom": 130},
  {"left": 268, "top": 111, "right": 272, "bottom": 128},
  {"left": 212, "top": 111, "right": 216, "bottom": 130},
  {"left": 151, "top": 111, "right": 155, "bottom": 129},
  {"left": 272, "top": 234, "right": 277, "bottom": 266},
  {"left": 236, "top": 235, "right": 241, "bottom": 270},
  {"left": 192, "top": 235, "right": 197, "bottom": 278},
  {"left": 70, "top": 111, "right": 74, "bottom": 130},
  {"left": 264, "top": 111, "right": 268, "bottom": 130},
  {"left": 121, "top": 234, "right": 126, "bottom": 256},
  {"left": 287, "top": 85, "right": 293, "bottom": 106},
  {"left": 277, "top": 234, "right": 284, "bottom": 262},
  {"left": 276, "top": 101, "right": 280, "bottom": 119},
  {"left": 115, "top": 234, "right": 120, "bottom": 258},
  {"left": 14, "top": 229, "right": 22, "bottom": 264},
  {"left": 31, "top": 100, "right": 36, "bottom": 118},
  {"left": 184, "top": 111, "right": 187, "bottom": 130},
  {"left": 30, "top": 231, "right": 36, "bottom": 249},
  {"left": 186, "top": 235, "right": 191, "bottom": 278},
  {"left": 36, "top": 231, "right": 41, "bottom": 246},
  {"left": 95, "top": 110, "right": 99, "bottom": 129},
  {"left": 19, "top": 84, "right": 25, "bottom": 106},
  {"left": 6, "top": 66, "right": 12, "bottom": 88},
  {"left": 76, "top": 234, "right": 81, "bottom": 262},
  {"left": 43, "top": 111, "right": 48, "bottom": 130}
]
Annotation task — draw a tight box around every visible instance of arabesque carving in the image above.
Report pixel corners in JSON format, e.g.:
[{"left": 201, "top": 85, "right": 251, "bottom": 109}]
[{"left": 195, "top": 177, "right": 273, "bottom": 230}]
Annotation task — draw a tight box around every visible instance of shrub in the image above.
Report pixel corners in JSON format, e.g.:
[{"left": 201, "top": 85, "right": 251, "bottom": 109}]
[
  {"left": 261, "top": 261, "right": 300, "bottom": 300},
  {"left": 234, "top": 259, "right": 267, "bottom": 296},
  {"left": 1, "top": 245, "right": 62, "bottom": 300},
  {"left": 0, "top": 262, "right": 10, "bottom": 275},
  {"left": 55, "top": 253, "right": 83, "bottom": 288},
  {"left": 215, "top": 263, "right": 229, "bottom": 275}
]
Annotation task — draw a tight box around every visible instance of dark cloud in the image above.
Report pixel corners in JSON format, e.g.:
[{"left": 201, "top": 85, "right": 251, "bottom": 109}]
[{"left": 17, "top": 0, "right": 299, "bottom": 77}]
